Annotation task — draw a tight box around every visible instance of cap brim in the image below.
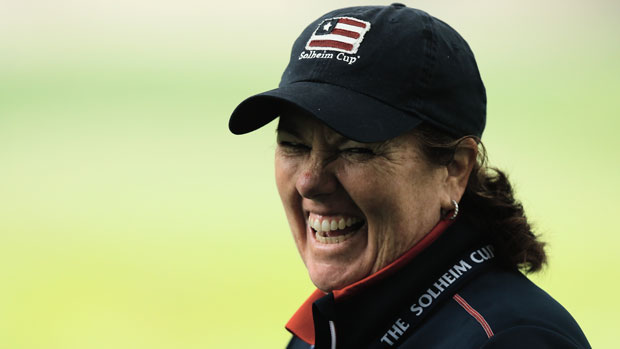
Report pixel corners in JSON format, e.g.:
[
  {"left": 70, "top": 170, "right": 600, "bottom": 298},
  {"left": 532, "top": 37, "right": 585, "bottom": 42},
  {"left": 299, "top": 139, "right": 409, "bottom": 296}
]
[{"left": 229, "top": 81, "right": 423, "bottom": 143}]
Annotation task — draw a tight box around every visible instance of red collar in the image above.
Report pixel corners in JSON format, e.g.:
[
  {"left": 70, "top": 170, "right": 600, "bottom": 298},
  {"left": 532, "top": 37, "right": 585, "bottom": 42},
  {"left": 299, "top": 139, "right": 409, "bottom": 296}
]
[{"left": 285, "top": 219, "right": 454, "bottom": 345}]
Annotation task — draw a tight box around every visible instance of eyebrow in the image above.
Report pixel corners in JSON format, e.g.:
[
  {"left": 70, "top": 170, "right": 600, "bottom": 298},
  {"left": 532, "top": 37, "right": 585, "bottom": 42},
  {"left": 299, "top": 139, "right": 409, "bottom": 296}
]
[
  {"left": 276, "top": 126, "right": 357, "bottom": 148},
  {"left": 275, "top": 125, "right": 301, "bottom": 138}
]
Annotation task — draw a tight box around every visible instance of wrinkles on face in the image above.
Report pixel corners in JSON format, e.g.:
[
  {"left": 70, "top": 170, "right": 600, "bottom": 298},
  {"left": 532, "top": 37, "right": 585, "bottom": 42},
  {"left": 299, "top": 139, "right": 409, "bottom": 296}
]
[{"left": 274, "top": 111, "right": 448, "bottom": 292}]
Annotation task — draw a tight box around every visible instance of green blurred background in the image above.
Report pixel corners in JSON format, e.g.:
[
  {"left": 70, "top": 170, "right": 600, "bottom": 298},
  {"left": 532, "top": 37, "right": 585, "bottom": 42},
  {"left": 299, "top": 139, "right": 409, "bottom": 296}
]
[{"left": 1, "top": 0, "right": 618, "bottom": 347}]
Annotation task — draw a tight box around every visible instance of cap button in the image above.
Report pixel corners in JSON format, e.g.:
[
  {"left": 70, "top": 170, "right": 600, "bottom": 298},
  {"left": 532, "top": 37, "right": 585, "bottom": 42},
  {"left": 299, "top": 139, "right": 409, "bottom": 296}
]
[{"left": 390, "top": 3, "right": 406, "bottom": 8}]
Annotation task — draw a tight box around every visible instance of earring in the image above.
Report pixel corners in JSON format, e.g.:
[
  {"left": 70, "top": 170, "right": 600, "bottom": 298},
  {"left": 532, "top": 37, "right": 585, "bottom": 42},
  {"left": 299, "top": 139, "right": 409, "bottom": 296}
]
[{"left": 448, "top": 199, "right": 459, "bottom": 220}]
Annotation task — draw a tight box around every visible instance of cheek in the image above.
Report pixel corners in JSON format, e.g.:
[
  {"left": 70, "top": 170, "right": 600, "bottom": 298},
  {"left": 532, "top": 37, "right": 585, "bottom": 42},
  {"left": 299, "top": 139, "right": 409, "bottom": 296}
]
[
  {"left": 392, "top": 174, "right": 445, "bottom": 238},
  {"left": 275, "top": 157, "right": 309, "bottom": 264},
  {"left": 275, "top": 157, "right": 303, "bottom": 223},
  {"left": 337, "top": 166, "right": 401, "bottom": 226},
  {"left": 275, "top": 156, "right": 296, "bottom": 197},
  {"left": 341, "top": 164, "right": 443, "bottom": 235}
]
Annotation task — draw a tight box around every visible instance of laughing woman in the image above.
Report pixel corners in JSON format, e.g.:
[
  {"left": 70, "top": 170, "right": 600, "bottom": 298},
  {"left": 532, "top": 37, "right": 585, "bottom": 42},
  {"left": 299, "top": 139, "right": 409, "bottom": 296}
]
[{"left": 229, "top": 4, "right": 590, "bottom": 349}]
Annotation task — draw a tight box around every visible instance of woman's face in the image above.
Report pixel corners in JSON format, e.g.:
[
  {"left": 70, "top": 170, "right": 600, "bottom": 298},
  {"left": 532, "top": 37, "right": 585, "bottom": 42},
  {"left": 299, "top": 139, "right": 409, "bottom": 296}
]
[{"left": 275, "top": 112, "right": 453, "bottom": 292}]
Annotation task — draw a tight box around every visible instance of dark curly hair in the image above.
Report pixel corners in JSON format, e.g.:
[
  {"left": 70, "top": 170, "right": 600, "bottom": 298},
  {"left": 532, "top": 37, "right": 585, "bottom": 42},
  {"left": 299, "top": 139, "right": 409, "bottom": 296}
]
[{"left": 413, "top": 124, "right": 547, "bottom": 273}]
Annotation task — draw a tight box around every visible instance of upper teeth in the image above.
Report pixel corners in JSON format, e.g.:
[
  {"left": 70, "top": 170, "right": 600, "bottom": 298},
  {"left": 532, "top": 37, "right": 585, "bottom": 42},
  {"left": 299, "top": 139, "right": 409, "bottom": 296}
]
[{"left": 310, "top": 216, "right": 361, "bottom": 232}]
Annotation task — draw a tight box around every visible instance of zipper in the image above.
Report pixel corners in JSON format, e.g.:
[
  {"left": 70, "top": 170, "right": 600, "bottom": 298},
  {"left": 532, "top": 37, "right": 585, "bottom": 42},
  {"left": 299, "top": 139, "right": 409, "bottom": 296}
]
[{"left": 328, "top": 320, "right": 336, "bottom": 349}]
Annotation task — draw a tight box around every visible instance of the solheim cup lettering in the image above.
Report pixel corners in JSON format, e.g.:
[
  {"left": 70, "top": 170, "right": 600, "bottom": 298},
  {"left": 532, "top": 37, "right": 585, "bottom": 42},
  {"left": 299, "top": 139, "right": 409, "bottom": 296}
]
[
  {"left": 379, "top": 318, "right": 410, "bottom": 347},
  {"left": 410, "top": 245, "right": 495, "bottom": 316},
  {"left": 408, "top": 260, "right": 473, "bottom": 316},
  {"left": 380, "top": 245, "right": 495, "bottom": 347},
  {"left": 298, "top": 50, "right": 360, "bottom": 65}
]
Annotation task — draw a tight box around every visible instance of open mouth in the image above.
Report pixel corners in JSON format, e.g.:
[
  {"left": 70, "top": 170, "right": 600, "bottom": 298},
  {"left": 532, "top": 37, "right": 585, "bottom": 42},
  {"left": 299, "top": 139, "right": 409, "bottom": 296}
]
[{"left": 308, "top": 215, "right": 366, "bottom": 244}]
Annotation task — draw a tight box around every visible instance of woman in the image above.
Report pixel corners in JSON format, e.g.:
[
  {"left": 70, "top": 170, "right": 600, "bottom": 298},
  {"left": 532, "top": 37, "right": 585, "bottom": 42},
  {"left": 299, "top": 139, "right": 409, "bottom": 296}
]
[{"left": 229, "top": 4, "right": 590, "bottom": 348}]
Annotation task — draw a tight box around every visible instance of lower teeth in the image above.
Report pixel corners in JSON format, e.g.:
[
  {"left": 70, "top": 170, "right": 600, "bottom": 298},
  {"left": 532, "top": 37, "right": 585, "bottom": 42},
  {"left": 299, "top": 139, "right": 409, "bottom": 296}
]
[{"left": 315, "top": 230, "right": 356, "bottom": 244}]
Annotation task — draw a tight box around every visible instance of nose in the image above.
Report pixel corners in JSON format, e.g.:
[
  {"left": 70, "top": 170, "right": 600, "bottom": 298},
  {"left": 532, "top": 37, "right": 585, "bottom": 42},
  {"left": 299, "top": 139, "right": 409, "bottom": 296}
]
[{"left": 295, "top": 154, "right": 339, "bottom": 200}]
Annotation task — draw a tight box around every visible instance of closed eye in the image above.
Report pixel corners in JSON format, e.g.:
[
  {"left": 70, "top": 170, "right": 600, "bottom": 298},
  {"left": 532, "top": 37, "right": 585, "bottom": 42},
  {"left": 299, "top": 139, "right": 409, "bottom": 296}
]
[
  {"left": 278, "top": 141, "right": 311, "bottom": 152},
  {"left": 341, "top": 147, "right": 374, "bottom": 155}
]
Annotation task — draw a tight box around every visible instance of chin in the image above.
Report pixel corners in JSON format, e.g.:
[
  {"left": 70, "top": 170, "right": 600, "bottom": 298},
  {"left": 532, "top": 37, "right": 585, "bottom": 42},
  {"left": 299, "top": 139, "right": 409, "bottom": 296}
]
[
  {"left": 306, "top": 261, "right": 370, "bottom": 293},
  {"left": 296, "top": 215, "right": 375, "bottom": 292},
  {"left": 310, "top": 275, "right": 349, "bottom": 293}
]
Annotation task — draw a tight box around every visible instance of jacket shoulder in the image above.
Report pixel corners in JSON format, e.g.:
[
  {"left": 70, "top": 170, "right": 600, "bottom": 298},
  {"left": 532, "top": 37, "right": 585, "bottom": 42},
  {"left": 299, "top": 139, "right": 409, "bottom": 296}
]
[
  {"left": 399, "top": 267, "right": 590, "bottom": 348},
  {"left": 453, "top": 267, "right": 591, "bottom": 348},
  {"left": 481, "top": 325, "right": 588, "bottom": 348}
]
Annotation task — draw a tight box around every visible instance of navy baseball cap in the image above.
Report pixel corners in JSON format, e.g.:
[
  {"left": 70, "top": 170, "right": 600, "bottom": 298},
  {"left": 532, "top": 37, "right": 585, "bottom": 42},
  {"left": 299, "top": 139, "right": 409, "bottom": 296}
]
[{"left": 229, "top": 3, "right": 486, "bottom": 142}]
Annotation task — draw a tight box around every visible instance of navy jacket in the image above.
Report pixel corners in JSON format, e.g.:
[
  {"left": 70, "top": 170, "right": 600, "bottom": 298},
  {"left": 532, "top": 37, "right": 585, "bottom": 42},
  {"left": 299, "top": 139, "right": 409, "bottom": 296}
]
[{"left": 286, "top": 219, "right": 590, "bottom": 348}]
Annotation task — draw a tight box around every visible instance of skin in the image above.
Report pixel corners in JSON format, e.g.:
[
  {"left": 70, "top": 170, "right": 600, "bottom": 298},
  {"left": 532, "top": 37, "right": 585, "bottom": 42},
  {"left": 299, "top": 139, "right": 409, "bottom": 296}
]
[{"left": 274, "top": 110, "right": 477, "bottom": 292}]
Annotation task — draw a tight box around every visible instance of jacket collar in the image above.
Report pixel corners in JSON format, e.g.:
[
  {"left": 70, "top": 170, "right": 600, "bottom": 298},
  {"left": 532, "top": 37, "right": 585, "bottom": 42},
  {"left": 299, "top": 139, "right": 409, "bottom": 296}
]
[{"left": 286, "top": 218, "right": 457, "bottom": 345}]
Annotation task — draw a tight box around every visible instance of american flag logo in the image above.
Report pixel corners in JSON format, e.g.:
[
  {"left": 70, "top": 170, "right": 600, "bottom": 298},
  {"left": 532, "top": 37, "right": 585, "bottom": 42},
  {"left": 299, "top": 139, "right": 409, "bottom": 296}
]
[{"left": 305, "top": 17, "right": 371, "bottom": 54}]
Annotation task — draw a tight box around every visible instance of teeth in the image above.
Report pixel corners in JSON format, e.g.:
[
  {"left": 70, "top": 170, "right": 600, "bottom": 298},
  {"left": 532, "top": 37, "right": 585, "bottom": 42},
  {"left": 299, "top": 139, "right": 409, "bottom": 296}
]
[
  {"left": 312, "top": 219, "right": 321, "bottom": 232},
  {"left": 308, "top": 215, "right": 365, "bottom": 245},
  {"left": 315, "top": 230, "right": 357, "bottom": 244},
  {"left": 310, "top": 216, "right": 362, "bottom": 233},
  {"left": 338, "top": 218, "right": 346, "bottom": 230},
  {"left": 321, "top": 220, "right": 330, "bottom": 232}
]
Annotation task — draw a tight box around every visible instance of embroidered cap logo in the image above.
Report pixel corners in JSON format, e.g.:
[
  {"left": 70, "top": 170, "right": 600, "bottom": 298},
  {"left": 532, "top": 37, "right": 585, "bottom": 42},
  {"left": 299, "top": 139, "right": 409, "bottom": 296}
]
[{"left": 305, "top": 17, "right": 371, "bottom": 54}]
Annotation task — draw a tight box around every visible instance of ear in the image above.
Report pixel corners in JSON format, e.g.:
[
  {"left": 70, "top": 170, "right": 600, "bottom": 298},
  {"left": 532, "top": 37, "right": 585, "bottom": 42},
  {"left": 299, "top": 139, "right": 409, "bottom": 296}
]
[{"left": 441, "top": 138, "right": 478, "bottom": 210}]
